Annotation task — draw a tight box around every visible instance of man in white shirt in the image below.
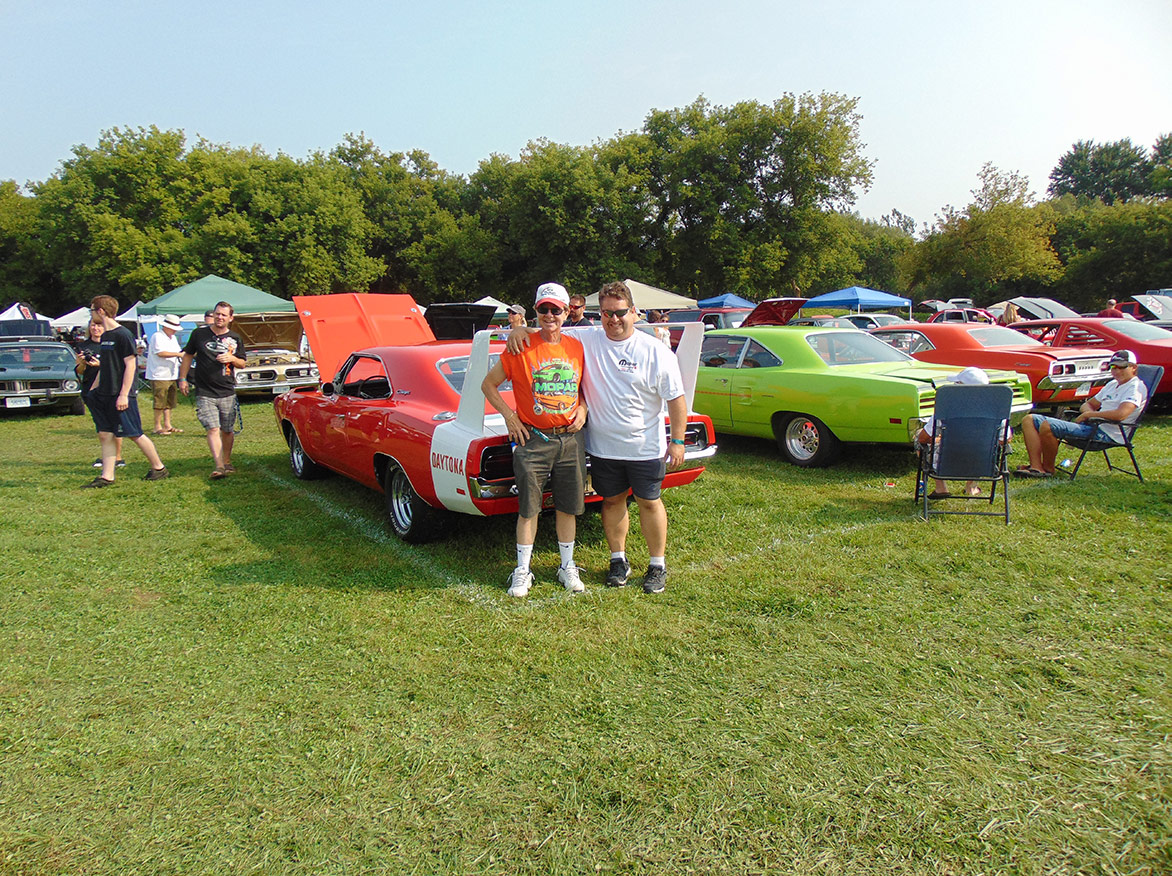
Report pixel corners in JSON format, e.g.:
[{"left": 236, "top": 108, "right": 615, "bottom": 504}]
[
  {"left": 145, "top": 314, "right": 184, "bottom": 435},
  {"left": 513, "top": 280, "right": 688, "bottom": 593},
  {"left": 1016, "top": 349, "right": 1147, "bottom": 476}
]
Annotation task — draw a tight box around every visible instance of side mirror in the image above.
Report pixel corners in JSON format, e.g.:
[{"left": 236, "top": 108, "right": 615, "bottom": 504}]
[{"left": 321, "top": 381, "right": 336, "bottom": 396}]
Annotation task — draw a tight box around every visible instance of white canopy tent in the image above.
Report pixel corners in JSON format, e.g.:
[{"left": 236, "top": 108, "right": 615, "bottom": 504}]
[
  {"left": 1, "top": 302, "right": 49, "bottom": 321},
  {"left": 584, "top": 279, "right": 696, "bottom": 311},
  {"left": 51, "top": 306, "right": 93, "bottom": 329},
  {"left": 474, "top": 295, "right": 511, "bottom": 315},
  {"left": 116, "top": 300, "right": 145, "bottom": 321}
]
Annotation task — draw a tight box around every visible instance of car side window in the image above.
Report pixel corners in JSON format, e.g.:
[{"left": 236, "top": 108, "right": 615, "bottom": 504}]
[
  {"left": 739, "top": 339, "right": 781, "bottom": 368},
  {"left": 700, "top": 335, "right": 746, "bottom": 368},
  {"left": 1061, "top": 326, "right": 1110, "bottom": 347},
  {"left": 340, "top": 355, "right": 391, "bottom": 399}
]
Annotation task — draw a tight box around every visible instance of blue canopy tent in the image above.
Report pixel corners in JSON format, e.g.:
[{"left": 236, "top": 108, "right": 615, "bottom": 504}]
[
  {"left": 804, "top": 286, "right": 912, "bottom": 318},
  {"left": 698, "top": 292, "right": 755, "bottom": 309}
]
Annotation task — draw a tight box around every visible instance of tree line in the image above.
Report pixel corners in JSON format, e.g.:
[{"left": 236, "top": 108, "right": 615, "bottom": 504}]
[{"left": 0, "top": 96, "right": 1168, "bottom": 315}]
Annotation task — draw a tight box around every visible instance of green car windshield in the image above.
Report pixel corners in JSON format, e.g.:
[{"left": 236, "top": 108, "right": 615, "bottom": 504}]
[{"left": 805, "top": 331, "right": 911, "bottom": 366}]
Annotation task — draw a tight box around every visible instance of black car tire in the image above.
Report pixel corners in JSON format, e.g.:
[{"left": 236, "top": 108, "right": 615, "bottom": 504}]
[
  {"left": 289, "top": 428, "right": 328, "bottom": 480},
  {"left": 385, "top": 464, "right": 443, "bottom": 543},
  {"left": 776, "top": 413, "right": 841, "bottom": 468}
]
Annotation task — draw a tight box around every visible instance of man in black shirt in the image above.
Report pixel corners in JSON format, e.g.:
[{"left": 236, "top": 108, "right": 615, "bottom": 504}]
[
  {"left": 179, "top": 300, "right": 246, "bottom": 480},
  {"left": 82, "top": 296, "right": 169, "bottom": 487},
  {"left": 563, "top": 293, "right": 593, "bottom": 327}
]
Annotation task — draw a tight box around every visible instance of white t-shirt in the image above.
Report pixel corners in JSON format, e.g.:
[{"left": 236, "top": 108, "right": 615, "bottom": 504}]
[
  {"left": 574, "top": 327, "right": 685, "bottom": 460},
  {"left": 1092, "top": 376, "right": 1147, "bottom": 443},
  {"left": 145, "top": 330, "right": 181, "bottom": 381}
]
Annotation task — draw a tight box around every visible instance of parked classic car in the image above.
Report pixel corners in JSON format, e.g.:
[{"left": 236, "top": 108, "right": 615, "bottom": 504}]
[
  {"left": 1115, "top": 293, "right": 1172, "bottom": 321},
  {"left": 927, "top": 307, "right": 996, "bottom": 324},
  {"left": 842, "top": 313, "right": 909, "bottom": 331},
  {"left": 1009, "top": 318, "right": 1172, "bottom": 401},
  {"left": 231, "top": 312, "right": 318, "bottom": 397},
  {"left": 990, "top": 297, "right": 1080, "bottom": 321},
  {"left": 870, "top": 323, "right": 1111, "bottom": 408},
  {"left": 0, "top": 333, "right": 84, "bottom": 414},
  {"left": 274, "top": 294, "right": 717, "bottom": 542},
  {"left": 692, "top": 326, "right": 1032, "bottom": 467},
  {"left": 664, "top": 307, "right": 754, "bottom": 330}
]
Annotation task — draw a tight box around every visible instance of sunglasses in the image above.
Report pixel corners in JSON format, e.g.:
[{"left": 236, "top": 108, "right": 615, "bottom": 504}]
[
  {"left": 601, "top": 307, "right": 631, "bottom": 319},
  {"left": 536, "top": 305, "right": 565, "bottom": 315}
]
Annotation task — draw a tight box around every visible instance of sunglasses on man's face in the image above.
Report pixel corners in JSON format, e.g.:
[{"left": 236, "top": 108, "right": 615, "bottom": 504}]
[
  {"left": 601, "top": 307, "right": 631, "bottom": 320},
  {"left": 569, "top": 303, "right": 585, "bottom": 309},
  {"left": 536, "top": 305, "right": 565, "bottom": 315}
]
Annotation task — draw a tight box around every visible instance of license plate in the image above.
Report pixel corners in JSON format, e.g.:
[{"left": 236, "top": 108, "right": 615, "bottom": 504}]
[
  {"left": 1076, "top": 381, "right": 1092, "bottom": 395},
  {"left": 271, "top": 385, "right": 290, "bottom": 394},
  {"left": 5, "top": 397, "right": 31, "bottom": 408}
]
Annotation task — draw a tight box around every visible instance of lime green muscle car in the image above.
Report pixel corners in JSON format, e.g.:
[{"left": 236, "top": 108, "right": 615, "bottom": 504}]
[{"left": 693, "top": 326, "right": 1033, "bottom": 467}]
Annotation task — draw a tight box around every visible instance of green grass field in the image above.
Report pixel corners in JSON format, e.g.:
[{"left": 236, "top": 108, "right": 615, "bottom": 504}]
[{"left": 1, "top": 396, "right": 1169, "bottom": 874}]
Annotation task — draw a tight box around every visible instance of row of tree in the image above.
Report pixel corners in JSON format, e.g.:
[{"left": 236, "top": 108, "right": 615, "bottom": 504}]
[{"left": 0, "top": 97, "right": 1168, "bottom": 315}]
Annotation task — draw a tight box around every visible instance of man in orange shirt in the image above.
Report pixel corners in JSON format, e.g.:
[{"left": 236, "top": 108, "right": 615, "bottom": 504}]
[{"left": 483, "top": 283, "right": 588, "bottom": 597}]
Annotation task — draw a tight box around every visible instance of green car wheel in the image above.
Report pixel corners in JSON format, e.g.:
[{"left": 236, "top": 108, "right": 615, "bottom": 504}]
[{"left": 776, "top": 413, "right": 841, "bottom": 468}]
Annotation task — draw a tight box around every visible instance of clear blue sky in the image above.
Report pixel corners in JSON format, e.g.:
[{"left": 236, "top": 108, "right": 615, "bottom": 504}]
[{"left": 3, "top": 0, "right": 1169, "bottom": 228}]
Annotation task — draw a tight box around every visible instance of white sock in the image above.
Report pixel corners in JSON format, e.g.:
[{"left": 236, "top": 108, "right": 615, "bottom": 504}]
[
  {"left": 649, "top": 556, "right": 665, "bottom": 568},
  {"left": 516, "top": 544, "right": 533, "bottom": 571},
  {"left": 610, "top": 551, "right": 626, "bottom": 562},
  {"left": 558, "top": 541, "right": 575, "bottom": 568}
]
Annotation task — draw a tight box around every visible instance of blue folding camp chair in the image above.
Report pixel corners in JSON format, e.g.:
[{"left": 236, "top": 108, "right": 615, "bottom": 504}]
[
  {"left": 1057, "top": 364, "right": 1163, "bottom": 482},
  {"left": 915, "top": 383, "right": 1013, "bottom": 524}
]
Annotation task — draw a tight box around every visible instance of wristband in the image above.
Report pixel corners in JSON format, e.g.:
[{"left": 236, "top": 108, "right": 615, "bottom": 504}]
[{"left": 670, "top": 438, "right": 685, "bottom": 446}]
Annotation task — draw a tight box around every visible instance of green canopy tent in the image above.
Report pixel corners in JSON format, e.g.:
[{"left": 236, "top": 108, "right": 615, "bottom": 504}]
[{"left": 137, "top": 275, "right": 295, "bottom": 316}]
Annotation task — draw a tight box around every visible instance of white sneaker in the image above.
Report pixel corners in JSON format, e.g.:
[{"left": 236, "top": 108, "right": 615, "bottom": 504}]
[
  {"left": 558, "top": 564, "right": 585, "bottom": 593},
  {"left": 508, "top": 567, "right": 533, "bottom": 598}
]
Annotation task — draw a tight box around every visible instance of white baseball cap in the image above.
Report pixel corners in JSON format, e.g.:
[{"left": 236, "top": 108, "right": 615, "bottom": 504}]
[{"left": 534, "top": 283, "right": 570, "bottom": 309}]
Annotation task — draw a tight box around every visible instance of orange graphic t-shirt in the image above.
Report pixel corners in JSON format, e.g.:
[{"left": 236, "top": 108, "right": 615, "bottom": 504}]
[{"left": 501, "top": 335, "right": 584, "bottom": 429}]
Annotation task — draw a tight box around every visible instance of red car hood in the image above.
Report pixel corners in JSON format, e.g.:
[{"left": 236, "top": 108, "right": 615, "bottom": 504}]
[
  {"left": 741, "top": 298, "right": 807, "bottom": 326},
  {"left": 293, "top": 293, "right": 433, "bottom": 380}
]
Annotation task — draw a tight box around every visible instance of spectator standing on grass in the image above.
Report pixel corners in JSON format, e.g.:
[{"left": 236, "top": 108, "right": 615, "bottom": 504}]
[
  {"left": 82, "top": 296, "right": 169, "bottom": 488},
  {"left": 1097, "top": 299, "right": 1124, "bottom": 318},
  {"left": 508, "top": 280, "right": 689, "bottom": 594},
  {"left": 179, "top": 301, "right": 246, "bottom": 480},
  {"left": 564, "top": 293, "right": 592, "bottom": 326},
  {"left": 75, "top": 318, "right": 124, "bottom": 470},
  {"left": 483, "top": 283, "right": 587, "bottom": 598},
  {"left": 145, "top": 314, "right": 185, "bottom": 435},
  {"left": 1014, "top": 350, "right": 1146, "bottom": 477}
]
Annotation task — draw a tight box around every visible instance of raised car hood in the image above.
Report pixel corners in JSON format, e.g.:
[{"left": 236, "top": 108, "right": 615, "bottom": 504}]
[
  {"left": 1132, "top": 293, "right": 1172, "bottom": 320},
  {"left": 741, "top": 298, "right": 807, "bottom": 326},
  {"left": 232, "top": 313, "right": 306, "bottom": 352},
  {"left": 292, "top": 293, "right": 434, "bottom": 380}
]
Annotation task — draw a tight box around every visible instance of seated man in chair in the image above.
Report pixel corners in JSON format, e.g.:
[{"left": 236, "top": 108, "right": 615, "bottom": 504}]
[{"left": 1015, "top": 350, "right": 1147, "bottom": 477}]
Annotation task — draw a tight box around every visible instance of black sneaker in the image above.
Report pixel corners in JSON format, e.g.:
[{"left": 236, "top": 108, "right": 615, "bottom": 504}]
[
  {"left": 116, "top": 459, "right": 126, "bottom": 468},
  {"left": 605, "top": 557, "right": 631, "bottom": 587},
  {"left": 82, "top": 476, "right": 113, "bottom": 488},
  {"left": 642, "top": 565, "right": 667, "bottom": 594},
  {"left": 143, "top": 466, "right": 170, "bottom": 481}
]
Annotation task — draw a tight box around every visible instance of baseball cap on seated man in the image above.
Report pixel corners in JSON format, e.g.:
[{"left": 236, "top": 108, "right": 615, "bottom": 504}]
[
  {"left": 947, "top": 366, "right": 990, "bottom": 385},
  {"left": 1108, "top": 349, "right": 1138, "bottom": 367},
  {"left": 534, "top": 282, "right": 570, "bottom": 310}
]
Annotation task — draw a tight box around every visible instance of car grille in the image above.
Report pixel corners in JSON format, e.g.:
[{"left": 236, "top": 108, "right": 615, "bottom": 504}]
[{"left": 1, "top": 379, "right": 71, "bottom": 392}]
